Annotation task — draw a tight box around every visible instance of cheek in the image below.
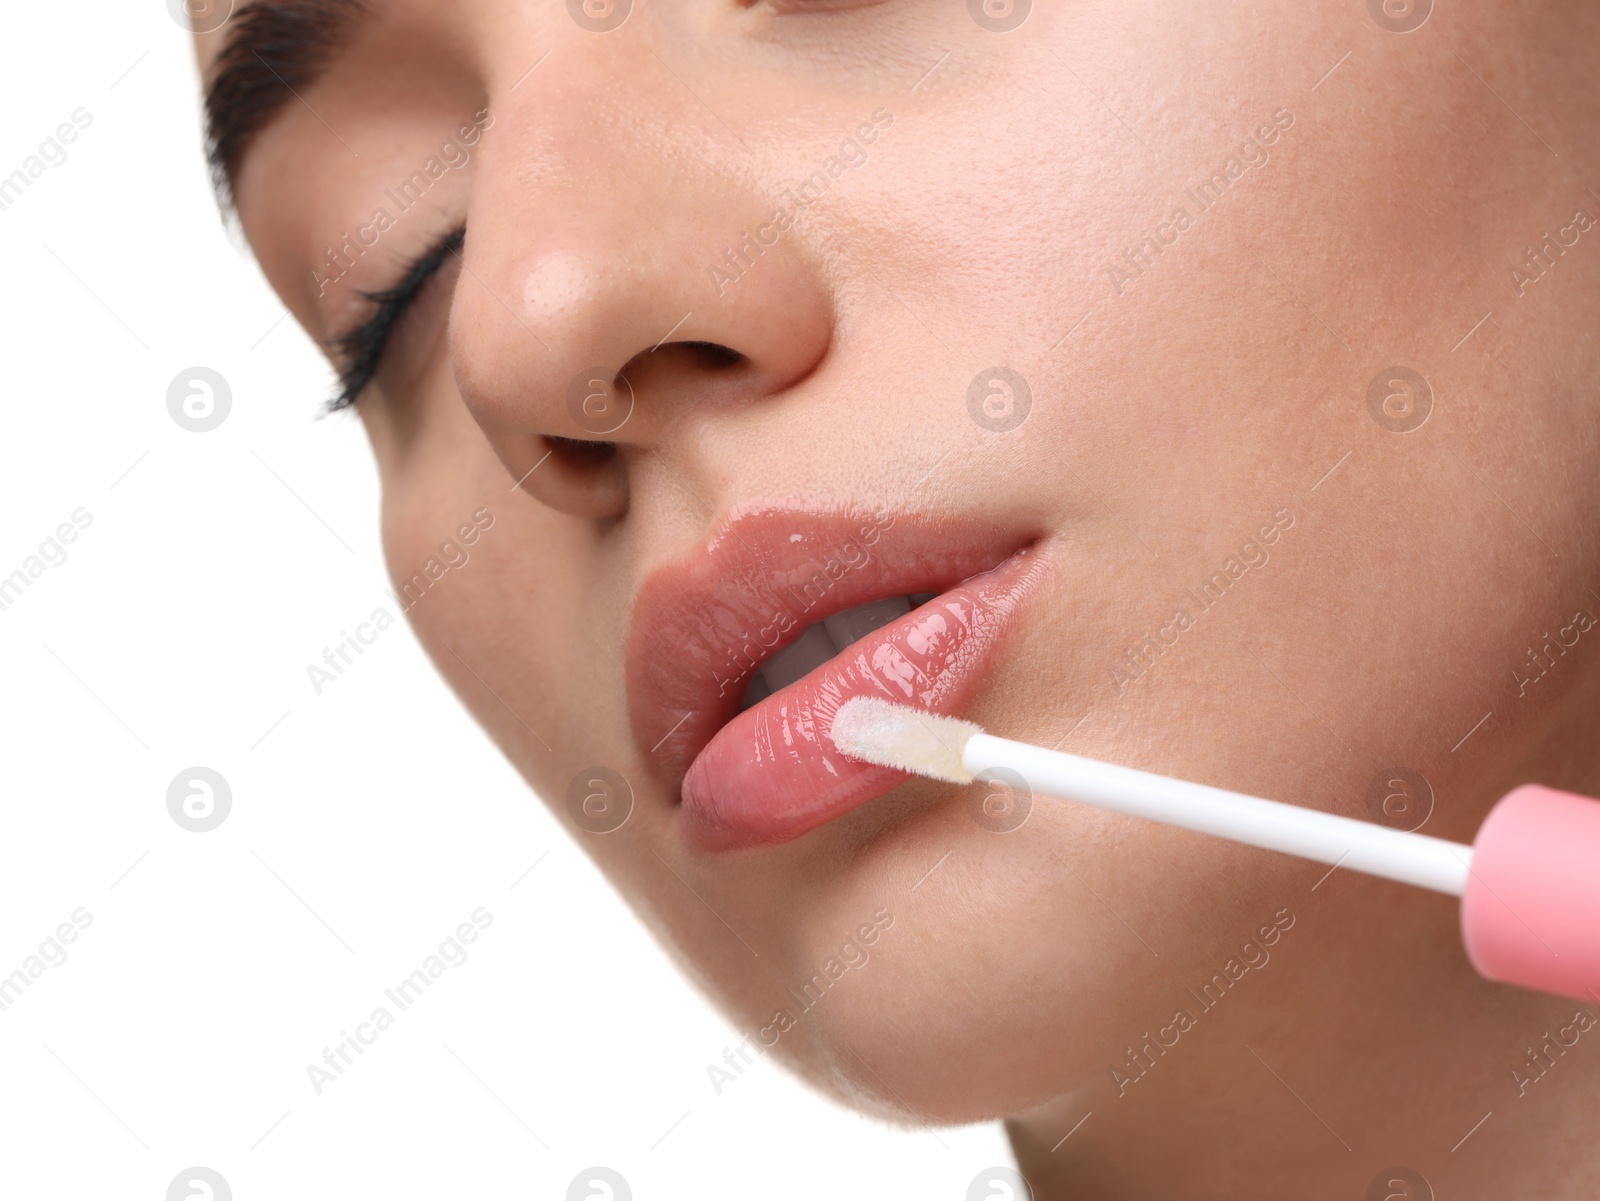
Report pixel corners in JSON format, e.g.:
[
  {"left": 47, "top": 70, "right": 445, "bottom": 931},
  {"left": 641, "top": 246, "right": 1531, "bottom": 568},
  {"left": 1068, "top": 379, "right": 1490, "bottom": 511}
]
[
  {"left": 362, "top": 377, "right": 759, "bottom": 1003},
  {"left": 372, "top": 392, "right": 594, "bottom": 781}
]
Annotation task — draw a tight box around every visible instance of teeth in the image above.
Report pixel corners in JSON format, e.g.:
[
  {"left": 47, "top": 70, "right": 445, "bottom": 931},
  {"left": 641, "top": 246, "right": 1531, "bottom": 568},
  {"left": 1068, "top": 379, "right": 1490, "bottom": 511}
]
[
  {"left": 738, "top": 593, "right": 927, "bottom": 712},
  {"left": 823, "top": 595, "right": 911, "bottom": 650},
  {"left": 756, "top": 623, "right": 838, "bottom": 693}
]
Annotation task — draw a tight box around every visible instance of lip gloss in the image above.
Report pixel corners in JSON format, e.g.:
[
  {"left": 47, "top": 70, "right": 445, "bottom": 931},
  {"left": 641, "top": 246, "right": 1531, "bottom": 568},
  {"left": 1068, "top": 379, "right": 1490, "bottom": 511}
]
[{"left": 680, "top": 547, "right": 1043, "bottom": 850}]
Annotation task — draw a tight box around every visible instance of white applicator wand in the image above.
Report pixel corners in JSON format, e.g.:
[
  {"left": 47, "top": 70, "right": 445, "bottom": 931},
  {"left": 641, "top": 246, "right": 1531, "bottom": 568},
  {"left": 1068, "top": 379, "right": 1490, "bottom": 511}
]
[{"left": 829, "top": 697, "right": 1600, "bottom": 1004}]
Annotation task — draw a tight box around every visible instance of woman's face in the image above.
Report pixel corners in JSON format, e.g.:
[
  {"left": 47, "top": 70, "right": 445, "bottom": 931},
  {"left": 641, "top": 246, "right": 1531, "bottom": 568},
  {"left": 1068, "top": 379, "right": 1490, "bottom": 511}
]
[{"left": 200, "top": 1, "right": 1600, "bottom": 1122}]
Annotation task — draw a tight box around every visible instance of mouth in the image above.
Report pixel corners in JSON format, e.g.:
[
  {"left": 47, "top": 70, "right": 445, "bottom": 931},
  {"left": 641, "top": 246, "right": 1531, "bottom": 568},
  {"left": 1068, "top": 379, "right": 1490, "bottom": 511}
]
[{"left": 625, "top": 505, "right": 1045, "bottom": 851}]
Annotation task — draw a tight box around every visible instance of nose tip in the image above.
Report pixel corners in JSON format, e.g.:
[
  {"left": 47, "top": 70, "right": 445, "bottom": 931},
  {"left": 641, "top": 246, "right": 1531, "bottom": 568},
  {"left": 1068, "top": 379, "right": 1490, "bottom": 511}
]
[
  {"left": 450, "top": 192, "right": 834, "bottom": 517},
  {"left": 464, "top": 216, "right": 835, "bottom": 432},
  {"left": 518, "top": 249, "right": 601, "bottom": 346}
]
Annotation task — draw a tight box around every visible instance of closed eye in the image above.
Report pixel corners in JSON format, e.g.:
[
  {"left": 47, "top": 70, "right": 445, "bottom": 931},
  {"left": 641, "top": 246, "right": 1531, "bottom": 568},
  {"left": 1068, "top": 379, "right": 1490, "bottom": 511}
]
[{"left": 325, "top": 224, "right": 466, "bottom": 412}]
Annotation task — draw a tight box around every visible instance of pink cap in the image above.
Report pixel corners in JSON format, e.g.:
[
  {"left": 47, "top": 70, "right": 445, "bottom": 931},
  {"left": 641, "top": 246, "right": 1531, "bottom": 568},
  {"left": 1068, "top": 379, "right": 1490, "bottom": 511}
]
[{"left": 1461, "top": 784, "right": 1600, "bottom": 1003}]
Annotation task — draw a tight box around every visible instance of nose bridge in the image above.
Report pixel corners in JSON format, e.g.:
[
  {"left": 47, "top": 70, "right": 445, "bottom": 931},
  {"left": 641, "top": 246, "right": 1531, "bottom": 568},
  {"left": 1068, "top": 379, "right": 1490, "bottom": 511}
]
[{"left": 449, "top": 41, "right": 833, "bottom": 449}]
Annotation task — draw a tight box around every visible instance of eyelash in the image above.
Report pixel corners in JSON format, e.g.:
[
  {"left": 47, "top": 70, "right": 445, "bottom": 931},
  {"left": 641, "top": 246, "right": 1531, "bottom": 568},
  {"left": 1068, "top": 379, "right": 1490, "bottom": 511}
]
[{"left": 325, "top": 224, "right": 466, "bottom": 412}]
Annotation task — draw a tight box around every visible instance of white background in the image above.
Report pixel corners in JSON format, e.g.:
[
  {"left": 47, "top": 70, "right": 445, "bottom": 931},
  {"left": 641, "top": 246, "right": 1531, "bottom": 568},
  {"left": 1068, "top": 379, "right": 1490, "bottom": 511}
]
[{"left": 0, "top": 4, "right": 1012, "bottom": 1197}]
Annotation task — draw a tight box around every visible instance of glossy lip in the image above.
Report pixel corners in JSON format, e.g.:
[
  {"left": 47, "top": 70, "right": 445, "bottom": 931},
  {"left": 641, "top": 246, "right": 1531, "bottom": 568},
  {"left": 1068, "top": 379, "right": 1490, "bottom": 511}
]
[{"left": 624, "top": 505, "right": 1045, "bottom": 850}]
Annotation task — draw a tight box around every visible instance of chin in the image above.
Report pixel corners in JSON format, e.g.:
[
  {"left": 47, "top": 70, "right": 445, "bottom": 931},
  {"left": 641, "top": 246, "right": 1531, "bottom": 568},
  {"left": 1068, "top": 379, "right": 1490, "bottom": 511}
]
[{"left": 723, "top": 795, "right": 1131, "bottom": 1124}]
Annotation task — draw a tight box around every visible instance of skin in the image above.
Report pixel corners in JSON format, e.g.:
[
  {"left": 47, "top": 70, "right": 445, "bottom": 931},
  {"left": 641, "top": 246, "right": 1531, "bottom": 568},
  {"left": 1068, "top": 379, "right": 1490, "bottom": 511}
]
[{"left": 200, "top": 2, "right": 1600, "bottom": 1196}]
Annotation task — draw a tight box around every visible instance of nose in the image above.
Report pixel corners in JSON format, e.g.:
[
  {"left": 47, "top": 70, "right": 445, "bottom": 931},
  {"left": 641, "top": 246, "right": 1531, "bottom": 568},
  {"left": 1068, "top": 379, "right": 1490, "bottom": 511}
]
[{"left": 449, "top": 48, "right": 834, "bottom": 519}]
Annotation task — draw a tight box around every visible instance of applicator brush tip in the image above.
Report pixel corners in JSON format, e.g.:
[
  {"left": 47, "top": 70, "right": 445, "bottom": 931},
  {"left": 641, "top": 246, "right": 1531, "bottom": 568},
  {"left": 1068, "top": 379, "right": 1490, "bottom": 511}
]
[{"left": 828, "top": 697, "right": 982, "bottom": 784}]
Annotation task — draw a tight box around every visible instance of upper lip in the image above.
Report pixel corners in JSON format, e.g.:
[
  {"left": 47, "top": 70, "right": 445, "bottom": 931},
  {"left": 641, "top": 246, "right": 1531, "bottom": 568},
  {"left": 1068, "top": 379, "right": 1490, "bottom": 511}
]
[{"left": 625, "top": 503, "right": 1038, "bottom": 792}]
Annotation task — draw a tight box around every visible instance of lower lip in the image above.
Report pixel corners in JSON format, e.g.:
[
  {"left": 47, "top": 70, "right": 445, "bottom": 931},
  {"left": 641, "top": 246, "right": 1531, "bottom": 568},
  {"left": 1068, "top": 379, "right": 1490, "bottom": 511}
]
[{"left": 680, "top": 546, "right": 1045, "bottom": 850}]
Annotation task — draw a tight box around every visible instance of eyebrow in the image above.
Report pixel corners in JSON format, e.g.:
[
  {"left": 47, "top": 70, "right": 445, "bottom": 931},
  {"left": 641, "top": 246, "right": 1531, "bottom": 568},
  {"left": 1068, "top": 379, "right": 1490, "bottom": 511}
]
[{"left": 204, "top": 0, "right": 372, "bottom": 209}]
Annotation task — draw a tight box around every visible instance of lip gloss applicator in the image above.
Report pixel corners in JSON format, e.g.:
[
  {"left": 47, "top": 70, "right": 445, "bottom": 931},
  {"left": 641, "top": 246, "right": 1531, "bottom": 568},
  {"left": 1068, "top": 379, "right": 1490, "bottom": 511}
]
[{"left": 830, "top": 697, "right": 1600, "bottom": 1004}]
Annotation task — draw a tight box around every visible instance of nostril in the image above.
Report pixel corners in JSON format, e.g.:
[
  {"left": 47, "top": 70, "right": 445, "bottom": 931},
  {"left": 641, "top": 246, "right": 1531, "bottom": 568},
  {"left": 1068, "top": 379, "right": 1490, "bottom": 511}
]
[
  {"left": 516, "top": 433, "right": 628, "bottom": 521},
  {"left": 622, "top": 340, "right": 747, "bottom": 382},
  {"left": 544, "top": 435, "right": 618, "bottom": 468},
  {"left": 677, "top": 341, "right": 746, "bottom": 370}
]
